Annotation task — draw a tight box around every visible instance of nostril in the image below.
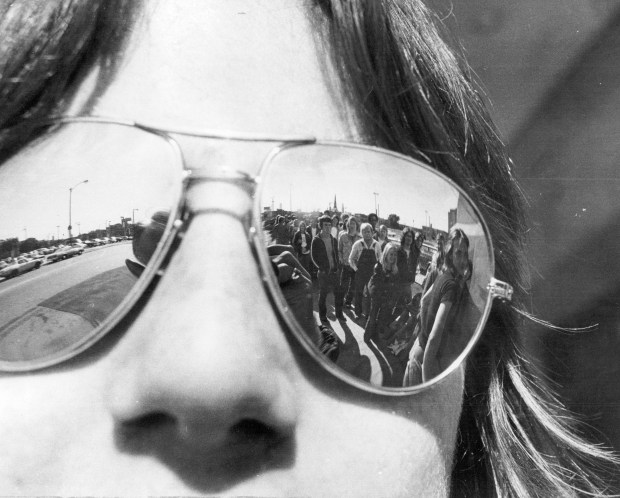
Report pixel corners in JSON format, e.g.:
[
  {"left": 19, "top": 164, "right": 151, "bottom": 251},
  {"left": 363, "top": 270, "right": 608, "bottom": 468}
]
[
  {"left": 230, "top": 419, "right": 278, "bottom": 442},
  {"left": 126, "top": 412, "right": 174, "bottom": 430}
]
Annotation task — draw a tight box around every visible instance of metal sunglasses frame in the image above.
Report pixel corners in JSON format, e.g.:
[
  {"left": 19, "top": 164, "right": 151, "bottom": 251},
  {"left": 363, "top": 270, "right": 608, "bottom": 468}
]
[{"left": 1, "top": 115, "right": 513, "bottom": 396}]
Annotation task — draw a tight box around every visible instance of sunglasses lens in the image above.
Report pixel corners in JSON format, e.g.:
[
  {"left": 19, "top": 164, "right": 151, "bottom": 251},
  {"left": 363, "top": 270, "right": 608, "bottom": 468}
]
[
  {"left": 258, "top": 144, "right": 495, "bottom": 390},
  {"left": 0, "top": 122, "right": 182, "bottom": 370}
]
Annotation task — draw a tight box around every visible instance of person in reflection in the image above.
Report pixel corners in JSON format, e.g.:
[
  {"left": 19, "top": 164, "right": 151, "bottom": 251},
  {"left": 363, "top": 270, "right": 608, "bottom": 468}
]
[
  {"left": 397, "top": 228, "right": 417, "bottom": 291},
  {"left": 311, "top": 214, "right": 343, "bottom": 322},
  {"left": 292, "top": 220, "right": 312, "bottom": 274},
  {"left": 377, "top": 224, "right": 389, "bottom": 251},
  {"left": 330, "top": 214, "right": 341, "bottom": 239},
  {"left": 271, "top": 215, "right": 290, "bottom": 245},
  {"left": 367, "top": 212, "right": 379, "bottom": 238},
  {"left": 364, "top": 242, "right": 400, "bottom": 344},
  {"left": 424, "top": 233, "right": 444, "bottom": 292},
  {"left": 404, "top": 228, "right": 470, "bottom": 385},
  {"left": 305, "top": 217, "right": 318, "bottom": 239},
  {"left": 337, "top": 215, "right": 360, "bottom": 311},
  {"left": 349, "top": 222, "right": 382, "bottom": 320},
  {"left": 389, "top": 228, "right": 419, "bottom": 332}
]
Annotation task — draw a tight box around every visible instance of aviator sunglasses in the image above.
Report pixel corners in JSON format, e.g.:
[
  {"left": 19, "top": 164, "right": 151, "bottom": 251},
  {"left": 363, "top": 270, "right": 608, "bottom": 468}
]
[{"left": 0, "top": 116, "right": 512, "bottom": 394}]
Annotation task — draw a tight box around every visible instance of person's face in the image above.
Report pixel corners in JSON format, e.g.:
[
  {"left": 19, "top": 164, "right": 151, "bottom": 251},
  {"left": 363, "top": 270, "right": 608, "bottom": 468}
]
[
  {"left": 386, "top": 248, "right": 397, "bottom": 265},
  {"left": 380, "top": 226, "right": 388, "bottom": 239},
  {"left": 415, "top": 236, "right": 424, "bottom": 249},
  {"left": 404, "top": 232, "right": 413, "bottom": 248},
  {"left": 452, "top": 238, "right": 470, "bottom": 276},
  {"left": 369, "top": 217, "right": 377, "bottom": 228},
  {"left": 320, "top": 221, "right": 332, "bottom": 236},
  {"left": 362, "top": 226, "right": 373, "bottom": 242},
  {"left": 0, "top": 2, "right": 463, "bottom": 496},
  {"left": 348, "top": 220, "right": 357, "bottom": 234}
]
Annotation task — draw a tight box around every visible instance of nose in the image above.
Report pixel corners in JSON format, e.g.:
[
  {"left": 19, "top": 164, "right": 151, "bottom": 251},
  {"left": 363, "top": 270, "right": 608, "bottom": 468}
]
[{"left": 105, "top": 181, "right": 299, "bottom": 468}]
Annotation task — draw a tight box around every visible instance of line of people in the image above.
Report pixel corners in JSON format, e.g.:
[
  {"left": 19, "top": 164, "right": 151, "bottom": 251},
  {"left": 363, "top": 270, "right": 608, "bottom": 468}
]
[
  {"left": 300, "top": 214, "right": 423, "bottom": 331},
  {"left": 268, "top": 211, "right": 476, "bottom": 387}
]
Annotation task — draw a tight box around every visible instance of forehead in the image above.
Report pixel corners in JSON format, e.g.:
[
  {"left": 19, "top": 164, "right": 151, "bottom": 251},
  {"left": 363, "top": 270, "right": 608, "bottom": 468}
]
[{"left": 84, "top": 1, "right": 362, "bottom": 142}]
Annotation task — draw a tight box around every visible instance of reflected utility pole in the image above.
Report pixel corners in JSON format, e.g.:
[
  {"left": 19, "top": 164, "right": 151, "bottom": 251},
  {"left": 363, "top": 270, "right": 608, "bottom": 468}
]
[
  {"left": 68, "top": 179, "right": 89, "bottom": 241},
  {"left": 131, "top": 208, "right": 139, "bottom": 236}
]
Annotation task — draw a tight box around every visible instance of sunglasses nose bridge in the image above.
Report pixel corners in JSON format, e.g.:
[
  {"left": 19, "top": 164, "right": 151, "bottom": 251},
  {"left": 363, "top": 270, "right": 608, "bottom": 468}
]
[{"left": 182, "top": 172, "right": 256, "bottom": 227}]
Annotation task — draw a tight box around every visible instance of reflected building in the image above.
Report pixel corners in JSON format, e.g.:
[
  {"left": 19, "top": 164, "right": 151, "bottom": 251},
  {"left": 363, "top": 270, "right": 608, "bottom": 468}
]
[{"left": 448, "top": 208, "right": 457, "bottom": 231}]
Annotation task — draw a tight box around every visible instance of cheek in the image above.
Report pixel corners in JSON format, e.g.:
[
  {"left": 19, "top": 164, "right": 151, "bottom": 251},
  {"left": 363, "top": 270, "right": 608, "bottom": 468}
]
[
  {"left": 292, "top": 367, "right": 464, "bottom": 496},
  {"left": 0, "top": 365, "right": 112, "bottom": 492}
]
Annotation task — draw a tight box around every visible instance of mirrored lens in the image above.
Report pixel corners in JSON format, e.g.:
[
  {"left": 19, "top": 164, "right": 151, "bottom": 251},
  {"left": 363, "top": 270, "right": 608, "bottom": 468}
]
[
  {"left": 0, "top": 122, "right": 182, "bottom": 369},
  {"left": 258, "top": 144, "right": 494, "bottom": 390}
]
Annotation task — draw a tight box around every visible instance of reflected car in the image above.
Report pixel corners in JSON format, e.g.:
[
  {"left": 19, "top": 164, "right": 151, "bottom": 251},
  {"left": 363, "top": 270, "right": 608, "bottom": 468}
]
[
  {"left": 46, "top": 244, "right": 85, "bottom": 263},
  {"left": 0, "top": 257, "right": 42, "bottom": 279}
]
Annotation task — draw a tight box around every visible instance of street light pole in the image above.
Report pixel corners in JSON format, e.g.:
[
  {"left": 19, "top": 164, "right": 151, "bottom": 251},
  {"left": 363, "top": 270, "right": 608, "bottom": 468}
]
[
  {"left": 373, "top": 192, "right": 379, "bottom": 215},
  {"left": 68, "top": 179, "right": 88, "bottom": 242},
  {"left": 132, "top": 208, "right": 139, "bottom": 236}
]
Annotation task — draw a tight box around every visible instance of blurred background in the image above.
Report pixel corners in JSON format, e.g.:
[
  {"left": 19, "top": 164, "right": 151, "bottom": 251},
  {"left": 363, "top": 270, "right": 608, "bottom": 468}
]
[{"left": 425, "top": 0, "right": 620, "bottom": 466}]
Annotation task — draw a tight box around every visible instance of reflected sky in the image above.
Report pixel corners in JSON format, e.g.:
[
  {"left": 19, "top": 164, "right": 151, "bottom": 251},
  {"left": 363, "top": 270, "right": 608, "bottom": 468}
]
[
  {"left": 260, "top": 144, "right": 459, "bottom": 231},
  {"left": 0, "top": 123, "right": 181, "bottom": 241}
]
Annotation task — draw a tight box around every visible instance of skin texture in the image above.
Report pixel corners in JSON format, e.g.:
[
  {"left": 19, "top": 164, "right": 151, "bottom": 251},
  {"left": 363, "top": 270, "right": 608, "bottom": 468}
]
[{"left": 0, "top": 1, "right": 463, "bottom": 496}]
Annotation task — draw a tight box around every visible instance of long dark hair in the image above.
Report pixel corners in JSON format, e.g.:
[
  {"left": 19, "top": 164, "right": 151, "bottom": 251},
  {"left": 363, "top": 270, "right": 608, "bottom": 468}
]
[
  {"left": 311, "top": 1, "right": 617, "bottom": 496},
  {"left": 0, "top": 1, "right": 617, "bottom": 495}
]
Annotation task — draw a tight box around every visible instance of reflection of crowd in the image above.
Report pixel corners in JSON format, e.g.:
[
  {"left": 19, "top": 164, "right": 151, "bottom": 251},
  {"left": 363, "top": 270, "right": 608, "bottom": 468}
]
[{"left": 266, "top": 212, "right": 473, "bottom": 387}]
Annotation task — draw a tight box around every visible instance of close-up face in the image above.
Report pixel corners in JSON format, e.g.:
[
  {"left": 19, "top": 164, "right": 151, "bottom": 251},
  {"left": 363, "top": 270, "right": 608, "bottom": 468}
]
[
  {"left": 320, "top": 221, "right": 332, "bottom": 235},
  {"left": 0, "top": 1, "right": 466, "bottom": 496}
]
